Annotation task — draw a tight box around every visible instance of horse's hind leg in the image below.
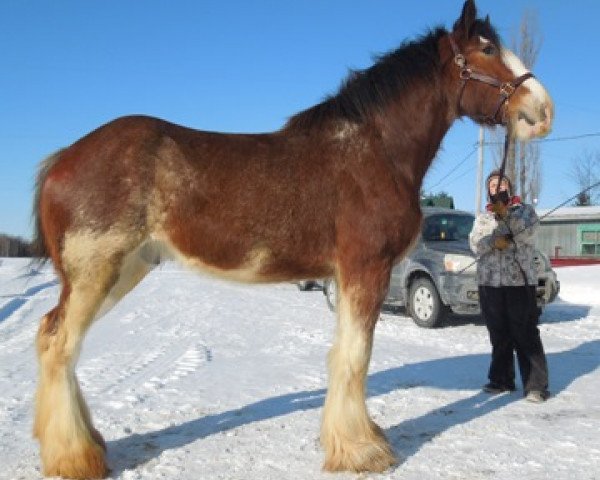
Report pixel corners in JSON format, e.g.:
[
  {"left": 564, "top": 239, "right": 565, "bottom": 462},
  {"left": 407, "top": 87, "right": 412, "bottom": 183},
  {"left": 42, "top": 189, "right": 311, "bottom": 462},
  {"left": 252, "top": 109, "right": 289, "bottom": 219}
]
[
  {"left": 35, "top": 277, "right": 113, "bottom": 478},
  {"left": 321, "top": 261, "right": 397, "bottom": 473},
  {"left": 94, "top": 242, "right": 158, "bottom": 319},
  {"left": 34, "top": 236, "right": 150, "bottom": 479}
]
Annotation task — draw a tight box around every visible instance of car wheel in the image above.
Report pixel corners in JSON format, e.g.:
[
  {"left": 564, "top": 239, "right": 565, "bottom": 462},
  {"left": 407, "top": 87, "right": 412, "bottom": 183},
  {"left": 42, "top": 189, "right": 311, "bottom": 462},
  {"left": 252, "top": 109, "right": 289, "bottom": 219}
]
[
  {"left": 323, "top": 279, "right": 337, "bottom": 312},
  {"left": 408, "top": 277, "right": 446, "bottom": 328}
]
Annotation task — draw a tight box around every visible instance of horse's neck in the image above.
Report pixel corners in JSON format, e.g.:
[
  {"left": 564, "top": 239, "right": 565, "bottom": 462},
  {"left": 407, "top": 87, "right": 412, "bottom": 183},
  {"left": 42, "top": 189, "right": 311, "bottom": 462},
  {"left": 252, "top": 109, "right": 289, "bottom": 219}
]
[{"left": 376, "top": 80, "right": 454, "bottom": 190}]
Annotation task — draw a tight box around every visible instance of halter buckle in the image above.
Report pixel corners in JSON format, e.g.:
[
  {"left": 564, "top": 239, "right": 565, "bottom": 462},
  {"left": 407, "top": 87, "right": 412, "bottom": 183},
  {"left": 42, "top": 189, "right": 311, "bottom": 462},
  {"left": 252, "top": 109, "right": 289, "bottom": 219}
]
[
  {"left": 454, "top": 54, "right": 466, "bottom": 69},
  {"left": 459, "top": 68, "right": 472, "bottom": 80},
  {"left": 500, "top": 82, "right": 516, "bottom": 97}
]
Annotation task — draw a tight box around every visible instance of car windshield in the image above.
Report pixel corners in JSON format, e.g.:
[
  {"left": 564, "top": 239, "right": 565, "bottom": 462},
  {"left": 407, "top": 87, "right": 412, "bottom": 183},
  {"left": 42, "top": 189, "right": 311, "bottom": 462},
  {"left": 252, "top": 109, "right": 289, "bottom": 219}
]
[{"left": 422, "top": 213, "right": 474, "bottom": 242}]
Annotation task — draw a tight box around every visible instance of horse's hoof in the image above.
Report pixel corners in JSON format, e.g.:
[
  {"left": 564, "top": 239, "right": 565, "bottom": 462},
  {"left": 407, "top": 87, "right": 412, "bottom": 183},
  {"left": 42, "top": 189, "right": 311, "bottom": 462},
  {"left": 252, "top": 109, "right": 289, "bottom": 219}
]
[
  {"left": 322, "top": 432, "right": 397, "bottom": 473},
  {"left": 41, "top": 440, "right": 108, "bottom": 479}
]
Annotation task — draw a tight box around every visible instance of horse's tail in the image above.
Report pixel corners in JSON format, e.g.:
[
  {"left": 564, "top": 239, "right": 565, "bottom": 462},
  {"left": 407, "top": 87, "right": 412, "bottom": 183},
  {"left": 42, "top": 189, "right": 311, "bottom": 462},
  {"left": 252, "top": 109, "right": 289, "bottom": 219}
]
[{"left": 31, "top": 150, "right": 64, "bottom": 262}]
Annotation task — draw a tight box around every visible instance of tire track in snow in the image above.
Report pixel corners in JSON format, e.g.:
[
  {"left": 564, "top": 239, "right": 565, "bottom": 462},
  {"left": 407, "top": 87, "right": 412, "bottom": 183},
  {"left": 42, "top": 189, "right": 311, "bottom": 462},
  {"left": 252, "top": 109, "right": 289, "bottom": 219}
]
[
  {"left": 0, "top": 280, "right": 59, "bottom": 359},
  {"left": 77, "top": 305, "right": 214, "bottom": 412}
]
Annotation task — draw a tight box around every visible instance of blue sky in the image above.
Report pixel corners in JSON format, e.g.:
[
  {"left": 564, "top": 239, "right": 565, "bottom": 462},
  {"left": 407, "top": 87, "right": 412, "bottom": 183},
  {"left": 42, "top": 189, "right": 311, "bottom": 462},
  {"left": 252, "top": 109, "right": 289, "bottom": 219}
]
[{"left": 1, "top": 1, "right": 599, "bottom": 239}]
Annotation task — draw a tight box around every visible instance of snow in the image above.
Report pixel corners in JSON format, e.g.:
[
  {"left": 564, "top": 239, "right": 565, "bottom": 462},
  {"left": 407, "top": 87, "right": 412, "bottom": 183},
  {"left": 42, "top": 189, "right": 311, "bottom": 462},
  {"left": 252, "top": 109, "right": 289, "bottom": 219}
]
[{"left": 1, "top": 258, "right": 599, "bottom": 480}]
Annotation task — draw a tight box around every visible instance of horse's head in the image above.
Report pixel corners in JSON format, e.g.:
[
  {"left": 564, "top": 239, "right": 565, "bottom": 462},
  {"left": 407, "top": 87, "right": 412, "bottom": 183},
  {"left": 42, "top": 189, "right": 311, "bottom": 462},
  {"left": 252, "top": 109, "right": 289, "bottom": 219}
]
[{"left": 447, "top": 0, "right": 553, "bottom": 140}]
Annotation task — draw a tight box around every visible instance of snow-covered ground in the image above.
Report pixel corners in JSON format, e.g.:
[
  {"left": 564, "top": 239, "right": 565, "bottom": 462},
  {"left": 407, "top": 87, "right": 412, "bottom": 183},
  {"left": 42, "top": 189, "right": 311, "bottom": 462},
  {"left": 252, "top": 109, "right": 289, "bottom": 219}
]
[{"left": 1, "top": 258, "right": 599, "bottom": 480}]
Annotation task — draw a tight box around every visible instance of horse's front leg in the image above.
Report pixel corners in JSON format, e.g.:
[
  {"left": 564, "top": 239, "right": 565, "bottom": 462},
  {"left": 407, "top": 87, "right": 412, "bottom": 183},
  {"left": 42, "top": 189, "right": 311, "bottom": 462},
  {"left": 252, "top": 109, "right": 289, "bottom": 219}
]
[{"left": 321, "top": 262, "right": 396, "bottom": 473}]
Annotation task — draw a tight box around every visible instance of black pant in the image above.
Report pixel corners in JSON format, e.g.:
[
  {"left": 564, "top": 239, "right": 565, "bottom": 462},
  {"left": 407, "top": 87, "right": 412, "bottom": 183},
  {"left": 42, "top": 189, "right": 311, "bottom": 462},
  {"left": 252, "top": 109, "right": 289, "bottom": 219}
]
[{"left": 479, "top": 285, "right": 548, "bottom": 393}]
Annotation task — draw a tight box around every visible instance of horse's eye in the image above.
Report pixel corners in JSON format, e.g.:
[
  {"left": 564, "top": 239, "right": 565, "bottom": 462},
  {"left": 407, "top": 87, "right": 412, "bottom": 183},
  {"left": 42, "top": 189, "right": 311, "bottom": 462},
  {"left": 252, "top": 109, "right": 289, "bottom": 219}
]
[{"left": 482, "top": 45, "right": 496, "bottom": 56}]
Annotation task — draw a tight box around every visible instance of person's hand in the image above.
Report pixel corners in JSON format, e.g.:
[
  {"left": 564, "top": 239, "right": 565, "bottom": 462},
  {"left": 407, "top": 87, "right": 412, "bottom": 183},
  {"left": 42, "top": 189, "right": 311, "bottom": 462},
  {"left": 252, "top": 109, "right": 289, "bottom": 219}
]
[
  {"left": 491, "top": 200, "right": 508, "bottom": 218},
  {"left": 494, "top": 235, "right": 511, "bottom": 250}
]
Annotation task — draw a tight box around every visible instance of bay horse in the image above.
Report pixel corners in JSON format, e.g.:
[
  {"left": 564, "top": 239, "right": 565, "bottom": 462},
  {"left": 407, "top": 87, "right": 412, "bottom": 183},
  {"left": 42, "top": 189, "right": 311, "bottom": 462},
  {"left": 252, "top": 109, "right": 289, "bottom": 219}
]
[{"left": 32, "top": 1, "right": 553, "bottom": 478}]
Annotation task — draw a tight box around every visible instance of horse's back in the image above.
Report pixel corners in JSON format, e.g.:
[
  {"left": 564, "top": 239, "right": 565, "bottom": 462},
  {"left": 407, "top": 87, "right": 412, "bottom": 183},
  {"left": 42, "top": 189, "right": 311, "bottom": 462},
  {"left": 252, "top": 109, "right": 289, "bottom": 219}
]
[{"left": 146, "top": 122, "right": 339, "bottom": 281}]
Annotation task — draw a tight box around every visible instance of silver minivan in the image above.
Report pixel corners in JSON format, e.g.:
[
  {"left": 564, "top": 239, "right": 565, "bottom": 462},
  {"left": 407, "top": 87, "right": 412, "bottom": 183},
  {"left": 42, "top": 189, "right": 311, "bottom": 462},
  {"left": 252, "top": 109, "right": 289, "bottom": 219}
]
[{"left": 323, "top": 207, "right": 559, "bottom": 328}]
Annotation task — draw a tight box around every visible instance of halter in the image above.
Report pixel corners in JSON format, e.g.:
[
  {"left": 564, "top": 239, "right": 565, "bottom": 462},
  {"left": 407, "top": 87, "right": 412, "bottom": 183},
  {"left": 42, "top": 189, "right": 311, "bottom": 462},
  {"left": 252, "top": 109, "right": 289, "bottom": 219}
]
[{"left": 448, "top": 34, "right": 534, "bottom": 125}]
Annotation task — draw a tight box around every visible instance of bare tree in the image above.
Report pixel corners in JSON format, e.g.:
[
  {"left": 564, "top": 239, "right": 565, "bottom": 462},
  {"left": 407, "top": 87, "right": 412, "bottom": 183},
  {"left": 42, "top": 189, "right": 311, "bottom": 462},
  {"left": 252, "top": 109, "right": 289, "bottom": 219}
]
[
  {"left": 569, "top": 150, "right": 600, "bottom": 206},
  {"left": 493, "top": 11, "right": 542, "bottom": 204}
]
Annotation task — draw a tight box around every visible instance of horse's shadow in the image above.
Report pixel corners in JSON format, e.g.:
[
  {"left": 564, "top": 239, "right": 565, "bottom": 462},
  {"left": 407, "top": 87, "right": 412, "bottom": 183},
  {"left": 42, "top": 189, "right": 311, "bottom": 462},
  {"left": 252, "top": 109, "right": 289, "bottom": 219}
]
[
  {"left": 0, "top": 280, "right": 58, "bottom": 323},
  {"left": 540, "top": 299, "right": 592, "bottom": 324},
  {"left": 107, "top": 340, "right": 600, "bottom": 474}
]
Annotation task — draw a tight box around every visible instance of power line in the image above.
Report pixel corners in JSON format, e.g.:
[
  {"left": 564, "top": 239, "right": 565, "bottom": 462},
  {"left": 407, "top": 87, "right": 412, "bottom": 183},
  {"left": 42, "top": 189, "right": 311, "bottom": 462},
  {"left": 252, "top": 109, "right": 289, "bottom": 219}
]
[
  {"left": 533, "top": 132, "right": 600, "bottom": 143},
  {"left": 482, "top": 131, "right": 600, "bottom": 146},
  {"left": 443, "top": 162, "right": 477, "bottom": 187},
  {"left": 427, "top": 130, "right": 600, "bottom": 193},
  {"left": 426, "top": 145, "right": 478, "bottom": 191}
]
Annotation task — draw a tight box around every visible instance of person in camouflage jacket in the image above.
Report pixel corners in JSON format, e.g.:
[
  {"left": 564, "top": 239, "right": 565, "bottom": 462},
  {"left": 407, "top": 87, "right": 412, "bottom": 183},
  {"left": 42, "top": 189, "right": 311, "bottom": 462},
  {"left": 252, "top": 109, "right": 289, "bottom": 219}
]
[{"left": 469, "top": 170, "right": 549, "bottom": 403}]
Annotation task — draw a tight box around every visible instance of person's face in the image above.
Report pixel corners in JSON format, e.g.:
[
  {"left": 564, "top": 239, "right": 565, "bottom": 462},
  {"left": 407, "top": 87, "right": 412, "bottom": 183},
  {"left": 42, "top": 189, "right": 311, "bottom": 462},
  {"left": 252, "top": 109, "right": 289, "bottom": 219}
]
[{"left": 488, "top": 176, "right": 509, "bottom": 195}]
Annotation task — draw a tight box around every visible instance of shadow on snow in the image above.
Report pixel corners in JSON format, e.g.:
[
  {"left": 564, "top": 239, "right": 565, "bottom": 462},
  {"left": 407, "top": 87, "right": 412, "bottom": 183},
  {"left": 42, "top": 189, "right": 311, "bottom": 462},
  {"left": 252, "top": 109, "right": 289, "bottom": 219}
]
[
  {"left": 0, "top": 280, "right": 58, "bottom": 323},
  {"left": 107, "top": 340, "right": 600, "bottom": 474},
  {"left": 381, "top": 299, "right": 593, "bottom": 328}
]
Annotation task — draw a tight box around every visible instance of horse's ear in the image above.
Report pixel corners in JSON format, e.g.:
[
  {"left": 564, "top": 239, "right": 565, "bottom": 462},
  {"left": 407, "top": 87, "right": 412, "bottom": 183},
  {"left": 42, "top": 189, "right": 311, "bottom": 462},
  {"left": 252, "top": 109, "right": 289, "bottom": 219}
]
[{"left": 453, "top": 0, "right": 478, "bottom": 38}]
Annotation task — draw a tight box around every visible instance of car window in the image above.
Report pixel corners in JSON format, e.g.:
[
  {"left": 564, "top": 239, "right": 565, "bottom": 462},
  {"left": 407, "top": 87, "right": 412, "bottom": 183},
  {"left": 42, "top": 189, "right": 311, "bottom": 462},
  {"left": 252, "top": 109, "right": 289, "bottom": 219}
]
[{"left": 422, "top": 214, "right": 474, "bottom": 241}]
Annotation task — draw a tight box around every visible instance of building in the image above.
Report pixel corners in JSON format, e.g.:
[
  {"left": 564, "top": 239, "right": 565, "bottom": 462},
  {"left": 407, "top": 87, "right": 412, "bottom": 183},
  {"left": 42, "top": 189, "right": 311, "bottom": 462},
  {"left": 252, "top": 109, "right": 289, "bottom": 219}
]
[{"left": 536, "top": 206, "right": 600, "bottom": 259}]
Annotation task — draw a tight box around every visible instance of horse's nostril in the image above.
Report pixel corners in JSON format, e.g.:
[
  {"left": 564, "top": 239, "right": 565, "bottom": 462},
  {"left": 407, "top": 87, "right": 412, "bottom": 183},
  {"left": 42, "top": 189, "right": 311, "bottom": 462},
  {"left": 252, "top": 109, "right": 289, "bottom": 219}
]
[
  {"left": 538, "top": 104, "right": 548, "bottom": 121},
  {"left": 518, "top": 110, "right": 536, "bottom": 126}
]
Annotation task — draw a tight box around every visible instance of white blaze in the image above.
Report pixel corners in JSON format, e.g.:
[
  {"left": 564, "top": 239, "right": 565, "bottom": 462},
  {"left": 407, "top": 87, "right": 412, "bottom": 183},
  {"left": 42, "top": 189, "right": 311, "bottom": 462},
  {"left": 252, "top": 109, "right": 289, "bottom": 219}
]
[{"left": 501, "top": 47, "right": 547, "bottom": 104}]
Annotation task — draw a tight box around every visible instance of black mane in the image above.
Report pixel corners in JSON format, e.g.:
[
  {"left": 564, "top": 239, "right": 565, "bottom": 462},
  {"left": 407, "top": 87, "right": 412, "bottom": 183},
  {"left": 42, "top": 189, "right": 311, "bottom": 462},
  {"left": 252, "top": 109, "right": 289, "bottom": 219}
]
[
  {"left": 285, "top": 27, "right": 447, "bottom": 130},
  {"left": 469, "top": 19, "right": 501, "bottom": 47}
]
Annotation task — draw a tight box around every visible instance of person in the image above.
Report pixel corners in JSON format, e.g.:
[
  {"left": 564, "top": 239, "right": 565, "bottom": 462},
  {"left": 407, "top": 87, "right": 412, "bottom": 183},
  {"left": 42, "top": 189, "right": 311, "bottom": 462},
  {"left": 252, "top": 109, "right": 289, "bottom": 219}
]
[{"left": 469, "top": 170, "right": 550, "bottom": 403}]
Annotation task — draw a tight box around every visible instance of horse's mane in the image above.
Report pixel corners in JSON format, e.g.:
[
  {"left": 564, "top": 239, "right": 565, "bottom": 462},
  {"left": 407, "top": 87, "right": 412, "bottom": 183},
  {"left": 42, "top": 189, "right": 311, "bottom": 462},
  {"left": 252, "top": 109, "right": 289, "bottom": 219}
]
[
  {"left": 284, "top": 20, "right": 500, "bottom": 131},
  {"left": 284, "top": 27, "right": 447, "bottom": 131}
]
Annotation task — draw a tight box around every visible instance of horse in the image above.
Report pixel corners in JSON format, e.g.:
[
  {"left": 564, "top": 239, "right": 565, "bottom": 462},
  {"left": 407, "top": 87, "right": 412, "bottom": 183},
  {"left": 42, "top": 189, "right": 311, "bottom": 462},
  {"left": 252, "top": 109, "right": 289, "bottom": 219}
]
[{"left": 32, "top": 1, "right": 553, "bottom": 477}]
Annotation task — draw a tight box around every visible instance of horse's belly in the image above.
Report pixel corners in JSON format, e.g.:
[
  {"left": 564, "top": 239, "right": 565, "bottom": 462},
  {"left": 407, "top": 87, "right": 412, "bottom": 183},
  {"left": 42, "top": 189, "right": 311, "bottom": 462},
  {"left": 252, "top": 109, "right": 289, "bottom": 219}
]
[{"left": 150, "top": 234, "right": 332, "bottom": 284}]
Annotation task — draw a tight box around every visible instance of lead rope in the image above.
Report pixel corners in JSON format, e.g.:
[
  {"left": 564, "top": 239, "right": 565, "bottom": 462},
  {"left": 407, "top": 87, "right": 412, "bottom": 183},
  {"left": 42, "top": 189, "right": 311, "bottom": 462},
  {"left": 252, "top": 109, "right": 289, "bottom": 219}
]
[{"left": 496, "top": 132, "right": 510, "bottom": 187}]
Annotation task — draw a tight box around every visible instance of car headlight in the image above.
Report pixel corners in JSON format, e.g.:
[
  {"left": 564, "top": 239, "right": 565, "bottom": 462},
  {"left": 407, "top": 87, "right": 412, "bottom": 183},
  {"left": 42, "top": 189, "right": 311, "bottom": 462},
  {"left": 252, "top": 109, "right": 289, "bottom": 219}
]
[{"left": 444, "top": 254, "right": 477, "bottom": 273}]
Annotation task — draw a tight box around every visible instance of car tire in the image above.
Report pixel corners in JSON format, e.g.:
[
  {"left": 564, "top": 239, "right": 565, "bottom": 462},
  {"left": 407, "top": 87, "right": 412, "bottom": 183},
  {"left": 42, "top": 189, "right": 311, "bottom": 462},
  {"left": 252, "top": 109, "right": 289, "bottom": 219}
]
[
  {"left": 323, "top": 279, "right": 337, "bottom": 312},
  {"left": 297, "top": 280, "right": 317, "bottom": 291},
  {"left": 408, "top": 277, "right": 447, "bottom": 328},
  {"left": 547, "top": 280, "right": 559, "bottom": 304}
]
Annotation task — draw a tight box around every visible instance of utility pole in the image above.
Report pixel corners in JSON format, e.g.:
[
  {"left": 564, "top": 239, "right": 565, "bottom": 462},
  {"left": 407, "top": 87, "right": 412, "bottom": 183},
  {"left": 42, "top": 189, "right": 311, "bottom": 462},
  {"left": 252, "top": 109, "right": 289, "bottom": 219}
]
[{"left": 475, "top": 126, "right": 484, "bottom": 214}]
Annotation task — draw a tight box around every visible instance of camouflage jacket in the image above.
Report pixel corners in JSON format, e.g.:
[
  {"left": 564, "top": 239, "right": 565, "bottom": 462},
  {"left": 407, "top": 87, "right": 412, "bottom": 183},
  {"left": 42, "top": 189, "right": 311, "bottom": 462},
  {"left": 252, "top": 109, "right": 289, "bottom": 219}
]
[{"left": 469, "top": 203, "right": 539, "bottom": 287}]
